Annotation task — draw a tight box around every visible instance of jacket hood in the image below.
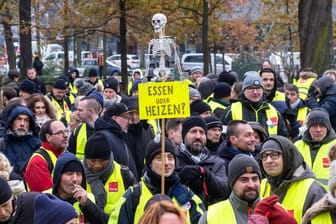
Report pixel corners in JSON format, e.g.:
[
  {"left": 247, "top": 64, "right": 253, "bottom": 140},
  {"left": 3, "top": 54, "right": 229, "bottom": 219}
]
[
  {"left": 314, "top": 76, "right": 334, "bottom": 94},
  {"left": 6, "top": 106, "right": 39, "bottom": 135},
  {"left": 94, "top": 115, "right": 123, "bottom": 137},
  {"left": 302, "top": 125, "right": 336, "bottom": 144},
  {"left": 260, "top": 136, "right": 305, "bottom": 183},
  {"left": 52, "top": 151, "right": 86, "bottom": 195}
]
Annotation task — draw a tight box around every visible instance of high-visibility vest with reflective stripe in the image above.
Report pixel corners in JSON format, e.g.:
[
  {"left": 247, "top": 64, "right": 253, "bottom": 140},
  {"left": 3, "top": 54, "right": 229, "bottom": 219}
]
[
  {"left": 207, "top": 199, "right": 236, "bottom": 223},
  {"left": 231, "top": 101, "right": 279, "bottom": 135},
  {"left": 297, "top": 106, "right": 308, "bottom": 126},
  {"left": 260, "top": 178, "right": 316, "bottom": 223},
  {"left": 294, "top": 77, "right": 316, "bottom": 100},
  {"left": 49, "top": 96, "right": 72, "bottom": 124},
  {"left": 273, "top": 91, "right": 286, "bottom": 102},
  {"left": 295, "top": 139, "right": 336, "bottom": 187},
  {"left": 87, "top": 162, "right": 125, "bottom": 214},
  {"left": 75, "top": 124, "right": 87, "bottom": 160}
]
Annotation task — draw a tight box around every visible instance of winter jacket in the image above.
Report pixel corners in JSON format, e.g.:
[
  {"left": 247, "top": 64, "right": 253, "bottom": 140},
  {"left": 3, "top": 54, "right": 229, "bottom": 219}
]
[
  {"left": 2, "top": 192, "right": 40, "bottom": 224},
  {"left": 220, "top": 95, "right": 289, "bottom": 137},
  {"left": 175, "top": 144, "right": 230, "bottom": 206},
  {"left": 0, "top": 106, "right": 41, "bottom": 175},
  {"left": 216, "top": 140, "right": 257, "bottom": 176},
  {"left": 94, "top": 115, "right": 138, "bottom": 180},
  {"left": 307, "top": 83, "right": 336, "bottom": 131},
  {"left": 123, "top": 120, "right": 154, "bottom": 178}
]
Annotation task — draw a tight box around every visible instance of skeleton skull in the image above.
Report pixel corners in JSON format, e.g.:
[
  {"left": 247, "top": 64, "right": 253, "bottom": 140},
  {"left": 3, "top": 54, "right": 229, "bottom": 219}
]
[{"left": 152, "top": 13, "right": 167, "bottom": 33}]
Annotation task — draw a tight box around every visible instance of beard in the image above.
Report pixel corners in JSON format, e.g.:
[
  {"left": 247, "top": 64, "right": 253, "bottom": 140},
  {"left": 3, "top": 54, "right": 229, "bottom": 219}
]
[
  {"left": 240, "top": 188, "right": 259, "bottom": 203},
  {"left": 13, "top": 128, "right": 29, "bottom": 137},
  {"left": 186, "top": 139, "right": 205, "bottom": 155}
]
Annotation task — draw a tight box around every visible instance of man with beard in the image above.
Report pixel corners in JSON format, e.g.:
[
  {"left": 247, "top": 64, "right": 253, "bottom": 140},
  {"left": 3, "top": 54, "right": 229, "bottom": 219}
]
[
  {"left": 198, "top": 154, "right": 261, "bottom": 224},
  {"left": 0, "top": 106, "right": 40, "bottom": 176},
  {"left": 24, "top": 119, "right": 68, "bottom": 192},
  {"left": 260, "top": 135, "right": 328, "bottom": 223},
  {"left": 176, "top": 116, "right": 229, "bottom": 207}
]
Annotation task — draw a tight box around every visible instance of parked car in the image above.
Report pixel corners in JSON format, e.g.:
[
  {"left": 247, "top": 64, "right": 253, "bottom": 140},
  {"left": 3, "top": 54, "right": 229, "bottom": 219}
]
[
  {"left": 106, "top": 54, "right": 140, "bottom": 69},
  {"left": 78, "top": 58, "right": 123, "bottom": 77},
  {"left": 181, "top": 53, "right": 232, "bottom": 74}
]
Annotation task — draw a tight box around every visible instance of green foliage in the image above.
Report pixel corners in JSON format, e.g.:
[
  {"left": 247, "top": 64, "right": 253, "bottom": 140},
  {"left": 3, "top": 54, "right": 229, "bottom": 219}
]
[{"left": 232, "top": 54, "right": 261, "bottom": 80}]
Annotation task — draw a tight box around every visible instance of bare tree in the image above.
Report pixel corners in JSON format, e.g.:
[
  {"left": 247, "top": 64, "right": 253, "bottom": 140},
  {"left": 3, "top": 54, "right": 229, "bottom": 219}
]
[{"left": 19, "top": 0, "right": 32, "bottom": 77}]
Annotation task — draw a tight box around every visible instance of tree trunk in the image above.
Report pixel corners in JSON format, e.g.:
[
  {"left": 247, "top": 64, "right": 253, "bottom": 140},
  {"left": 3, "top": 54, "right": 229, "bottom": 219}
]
[
  {"left": 120, "top": 0, "right": 128, "bottom": 93},
  {"left": 202, "top": 0, "right": 209, "bottom": 75},
  {"left": 2, "top": 7, "right": 16, "bottom": 70},
  {"left": 299, "top": 0, "right": 332, "bottom": 74},
  {"left": 19, "top": 0, "right": 32, "bottom": 78}
]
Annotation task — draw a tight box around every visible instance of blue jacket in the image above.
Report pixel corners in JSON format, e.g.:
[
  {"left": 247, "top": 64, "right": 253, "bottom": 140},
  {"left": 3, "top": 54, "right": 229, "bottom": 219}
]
[{"left": 1, "top": 106, "right": 40, "bottom": 174}]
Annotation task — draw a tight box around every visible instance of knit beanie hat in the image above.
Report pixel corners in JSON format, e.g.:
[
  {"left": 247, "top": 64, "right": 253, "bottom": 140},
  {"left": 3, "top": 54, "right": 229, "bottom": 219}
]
[
  {"left": 20, "top": 79, "right": 36, "bottom": 94},
  {"left": 88, "top": 68, "right": 98, "bottom": 77},
  {"left": 190, "top": 99, "right": 211, "bottom": 115},
  {"left": 85, "top": 134, "right": 111, "bottom": 160},
  {"left": 88, "top": 91, "right": 104, "bottom": 108},
  {"left": 53, "top": 78, "right": 67, "bottom": 90},
  {"left": 74, "top": 78, "right": 94, "bottom": 96},
  {"left": 182, "top": 115, "right": 207, "bottom": 140},
  {"left": 190, "top": 66, "right": 202, "bottom": 75},
  {"left": 62, "top": 161, "right": 84, "bottom": 174},
  {"left": 34, "top": 193, "right": 78, "bottom": 224},
  {"left": 242, "top": 71, "right": 263, "bottom": 90},
  {"left": 189, "top": 87, "right": 201, "bottom": 100},
  {"left": 260, "top": 139, "right": 283, "bottom": 154},
  {"left": 218, "top": 71, "right": 237, "bottom": 86},
  {"left": 145, "top": 138, "right": 175, "bottom": 166},
  {"left": 306, "top": 108, "right": 331, "bottom": 131},
  {"left": 0, "top": 177, "right": 12, "bottom": 204},
  {"left": 204, "top": 115, "right": 222, "bottom": 131},
  {"left": 213, "top": 82, "right": 231, "bottom": 99},
  {"left": 104, "top": 77, "right": 119, "bottom": 93},
  {"left": 228, "top": 154, "right": 261, "bottom": 189}
]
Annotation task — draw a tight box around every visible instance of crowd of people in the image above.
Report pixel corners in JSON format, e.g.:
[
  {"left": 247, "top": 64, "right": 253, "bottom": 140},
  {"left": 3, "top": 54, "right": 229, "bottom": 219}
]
[{"left": 0, "top": 61, "right": 336, "bottom": 224}]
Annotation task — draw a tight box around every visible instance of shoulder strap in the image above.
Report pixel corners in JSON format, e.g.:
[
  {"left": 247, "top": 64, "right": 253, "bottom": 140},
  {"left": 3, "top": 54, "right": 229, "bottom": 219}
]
[
  {"left": 0, "top": 137, "right": 5, "bottom": 153},
  {"left": 35, "top": 148, "right": 53, "bottom": 174},
  {"left": 132, "top": 182, "right": 141, "bottom": 213}
]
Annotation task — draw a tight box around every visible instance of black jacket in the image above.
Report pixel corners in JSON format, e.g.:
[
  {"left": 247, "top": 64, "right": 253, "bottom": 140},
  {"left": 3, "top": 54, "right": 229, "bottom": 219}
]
[
  {"left": 175, "top": 144, "right": 230, "bottom": 206},
  {"left": 94, "top": 116, "right": 138, "bottom": 180}
]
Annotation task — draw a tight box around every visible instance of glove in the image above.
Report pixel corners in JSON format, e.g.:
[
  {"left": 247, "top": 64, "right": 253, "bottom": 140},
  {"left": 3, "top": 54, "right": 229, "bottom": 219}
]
[
  {"left": 179, "top": 165, "right": 204, "bottom": 193},
  {"left": 254, "top": 195, "right": 278, "bottom": 216},
  {"left": 254, "top": 195, "right": 297, "bottom": 224}
]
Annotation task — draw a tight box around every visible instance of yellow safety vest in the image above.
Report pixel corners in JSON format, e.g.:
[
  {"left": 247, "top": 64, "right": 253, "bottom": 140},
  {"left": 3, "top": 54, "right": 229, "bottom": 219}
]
[
  {"left": 69, "top": 82, "right": 78, "bottom": 95},
  {"left": 231, "top": 101, "right": 279, "bottom": 135},
  {"left": 75, "top": 124, "right": 87, "bottom": 160},
  {"left": 260, "top": 178, "right": 315, "bottom": 223},
  {"left": 310, "top": 211, "right": 333, "bottom": 224},
  {"left": 208, "top": 99, "right": 227, "bottom": 112},
  {"left": 207, "top": 200, "right": 236, "bottom": 223},
  {"left": 127, "top": 80, "right": 133, "bottom": 95},
  {"left": 295, "top": 139, "right": 336, "bottom": 187},
  {"left": 49, "top": 96, "right": 72, "bottom": 124},
  {"left": 26, "top": 147, "right": 58, "bottom": 192},
  {"left": 273, "top": 91, "right": 286, "bottom": 102},
  {"left": 87, "top": 162, "right": 125, "bottom": 214},
  {"left": 294, "top": 77, "right": 316, "bottom": 100},
  {"left": 297, "top": 106, "right": 308, "bottom": 126}
]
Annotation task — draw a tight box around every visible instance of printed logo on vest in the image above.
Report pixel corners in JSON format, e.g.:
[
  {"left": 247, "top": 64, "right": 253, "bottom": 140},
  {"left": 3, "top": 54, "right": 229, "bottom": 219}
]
[
  {"left": 182, "top": 201, "right": 191, "bottom": 210},
  {"left": 109, "top": 182, "right": 118, "bottom": 192},
  {"left": 323, "top": 157, "right": 330, "bottom": 168}
]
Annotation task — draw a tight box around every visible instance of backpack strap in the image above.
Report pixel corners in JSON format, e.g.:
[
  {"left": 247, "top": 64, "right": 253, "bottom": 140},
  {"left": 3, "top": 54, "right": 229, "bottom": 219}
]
[
  {"left": 132, "top": 182, "right": 141, "bottom": 214},
  {"left": 34, "top": 148, "right": 53, "bottom": 174}
]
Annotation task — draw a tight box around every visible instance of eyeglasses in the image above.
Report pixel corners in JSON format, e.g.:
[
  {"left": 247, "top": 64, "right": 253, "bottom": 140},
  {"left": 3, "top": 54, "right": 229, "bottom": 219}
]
[
  {"left": 50, "top": 130, "right": 68, "bottom": 136},
  {"left": 260, "top": 151, "right": 281, "bottom": 161},
  {"left": 246, "top": 86, "right": 262, "bottom": 91}
]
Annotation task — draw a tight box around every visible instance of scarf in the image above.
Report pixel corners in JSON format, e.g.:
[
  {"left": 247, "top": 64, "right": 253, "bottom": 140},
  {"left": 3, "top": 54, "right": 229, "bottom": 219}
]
[
  {"left": 84, "top": 154, "right": 114, "bottom": 210},
  {"left": 35, "top": 115, "right": 51, "bottom": 128},
  {"left": 179, "top": 143, "right": 207, "bottom": 164}
]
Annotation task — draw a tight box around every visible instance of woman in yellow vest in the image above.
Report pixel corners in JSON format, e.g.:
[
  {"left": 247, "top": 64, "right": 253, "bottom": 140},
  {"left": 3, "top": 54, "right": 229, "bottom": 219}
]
[
  {"left": 259, "top": 136, "right": 331, "bottom": 224},
  {"left": 83, "top": 133, "right": 137, "bottom": 214}
]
